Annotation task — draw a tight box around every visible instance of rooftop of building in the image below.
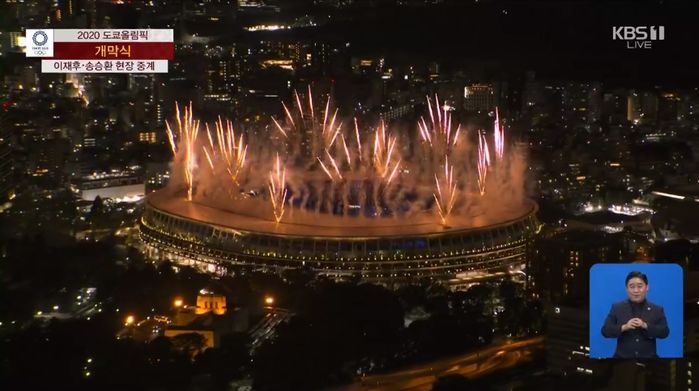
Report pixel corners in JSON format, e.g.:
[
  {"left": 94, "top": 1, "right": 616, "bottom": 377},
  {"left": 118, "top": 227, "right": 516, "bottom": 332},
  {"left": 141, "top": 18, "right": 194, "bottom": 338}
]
[{"left": 146, "top": 187, "right": 538, "bottom": 239}]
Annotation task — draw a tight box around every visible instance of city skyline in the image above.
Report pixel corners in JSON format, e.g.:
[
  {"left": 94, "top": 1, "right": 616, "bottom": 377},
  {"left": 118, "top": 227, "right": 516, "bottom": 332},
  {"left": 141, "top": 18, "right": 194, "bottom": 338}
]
[{"left": 2, "top": 1, "right": 699, "bottom": 390}]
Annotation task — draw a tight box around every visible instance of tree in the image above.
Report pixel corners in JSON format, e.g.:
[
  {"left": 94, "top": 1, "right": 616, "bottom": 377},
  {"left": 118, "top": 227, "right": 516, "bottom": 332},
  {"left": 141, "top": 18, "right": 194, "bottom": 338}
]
[
  {"left": 432, "top": 374, "right": 494, "bottom": 391},
  {"left": 252, "top": 282, "right": 405, "bottom": 390},
  {"left": 170, "top": 332, "right": 207, "bottom": 358},
  {"left": 88, "top": 196, "right": 108, "bottom": 228},
  {"left": 498, "top": 279, "right": 522, "bottom": 336},
  {"left": 0, "top": 317, "right": 195, "bottom": 391},
  {"left": 281, "top": 266, "right": 316, "bottom": 287},
  {"left": 196, "top": 333, "right": 250, "bottom": 389}
]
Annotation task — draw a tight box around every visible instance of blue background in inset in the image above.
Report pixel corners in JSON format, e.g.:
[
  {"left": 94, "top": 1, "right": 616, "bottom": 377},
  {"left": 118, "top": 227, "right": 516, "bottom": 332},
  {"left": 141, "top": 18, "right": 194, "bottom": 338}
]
[{"left": 589, "top": 263, "right": 683, "bottom": 359}]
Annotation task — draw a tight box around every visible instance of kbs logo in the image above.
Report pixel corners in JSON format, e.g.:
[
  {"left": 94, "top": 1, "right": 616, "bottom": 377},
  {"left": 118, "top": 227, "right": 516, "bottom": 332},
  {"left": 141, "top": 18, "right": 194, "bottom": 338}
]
[{"left": 612, "top": 26, "right": 665, "bottom": 49}]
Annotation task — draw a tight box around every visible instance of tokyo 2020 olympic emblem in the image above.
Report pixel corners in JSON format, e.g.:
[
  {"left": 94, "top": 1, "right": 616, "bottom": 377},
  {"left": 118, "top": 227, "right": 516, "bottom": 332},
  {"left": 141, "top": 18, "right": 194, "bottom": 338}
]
[{"left": 32, "top": 31, "right": 48, "bottom": 46}]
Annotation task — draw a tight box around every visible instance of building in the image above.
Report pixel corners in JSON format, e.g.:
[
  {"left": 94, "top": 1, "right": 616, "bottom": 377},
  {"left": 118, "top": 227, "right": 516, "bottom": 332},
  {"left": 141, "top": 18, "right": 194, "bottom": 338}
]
[
  {"left": 195, "top": 288, "right": 227, "bottom": 315},
  {"left": 165, "top": 287, "right": 247, "bottom": 349},
  {"left": 547, "top": 303, "right": 654, "bottom": 390},
  {"left": 529, "top": 230, "right": 626, "bottom": 301},
  {"left": 651, "top": 187, "right": 699, "bottom": 242},
  {"left": 560, "top": 82, "right": 596, "bottom": 127},
  {"left": 658, "top": 92, "right": 681, "bottom": 123},
  {"left": 566, "top": 210, "right": 652, "bottom": 235},
  {"left": 0, "top": 126, "right": 13, "bottom": 203},
  {"left": 73, "top": 171, "right": 145, "bottom": 202},
  {"left": 0, "top": 31, "right": 24, "bottom": 56},
  {"left": 547, "top": 301, "right": 699, "bottom": 391},
  {"left": 603, "top": 90, "right": 629, "bottom": 125},
  {"left": 463, "top": 83, "right": 496, "bottom": 113},
  {"left": 140, "top": 189, "right": 540, "bottom": 287},
  {"left": 546, "top": 303, "right": 608, "bottom": 378},
  {"left": 627, "top": 91, "right": 658, "bottom": 125}
]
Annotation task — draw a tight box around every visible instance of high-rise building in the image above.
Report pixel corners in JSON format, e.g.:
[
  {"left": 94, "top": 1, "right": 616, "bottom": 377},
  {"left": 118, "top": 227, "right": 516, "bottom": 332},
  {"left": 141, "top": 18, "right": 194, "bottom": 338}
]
[
  {"left": 627, "top": 92, "right": 640, "bottom": 123},
  {"left": 603, "top": 89, "right": 628, "bottom": 125},
  {"left": 463, "top": 83, "right": 496, "bottom": 112},
  {"left": 87, "top": 0, "right": 97, "bottom": 28},
  {"left": 0, "top": 31, "right": 24, "bottom": 56},
  {"left": 546, "top": 304, "right": 604, "bottom": 377},
  {"left": 548, "top": 303, "right": 699, "bottom": 391},
  {"left": 529, "top": 231, "right": 626, "bottom": 302},
  {"left": 560, "top": 82, "right": 599, "bottom": 127},
  {"left": 522, "top": 71, "right": 541, "bottom": 111},
  {"left": 0, "top": 126, "right": 13, "bottom": 203},
  {"left": 641, "top": 91, "right": 658, "bottom": 123},
  {"left": 627, "top": 90, "right": 658, "bottom": 124},
  {"left": 588, "top": 82, "right": 603, "bottom": 124},
  {"left": 658, "top": 92, "right": 681, "bottom": 123},
  {"left": 65, "top": 0, "right": 75, "bottom": 18}
]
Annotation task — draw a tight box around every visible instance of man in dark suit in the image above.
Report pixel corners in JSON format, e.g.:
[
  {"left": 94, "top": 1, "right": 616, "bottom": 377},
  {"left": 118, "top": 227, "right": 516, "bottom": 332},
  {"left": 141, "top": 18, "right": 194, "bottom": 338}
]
[{"left": 601, "top": 271, "right": 669, "bottom": 358}]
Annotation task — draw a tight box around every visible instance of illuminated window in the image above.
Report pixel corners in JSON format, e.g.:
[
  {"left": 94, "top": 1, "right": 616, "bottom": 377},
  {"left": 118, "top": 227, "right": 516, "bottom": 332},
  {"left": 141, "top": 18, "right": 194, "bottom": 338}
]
[{"left": 139, "top": 132, "right": 157, "bottom": 144}]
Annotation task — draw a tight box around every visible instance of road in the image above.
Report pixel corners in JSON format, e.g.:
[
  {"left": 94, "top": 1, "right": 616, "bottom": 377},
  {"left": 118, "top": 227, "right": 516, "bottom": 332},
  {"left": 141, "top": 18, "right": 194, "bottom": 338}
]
[
  {"left": 342, "top": 336, "right": 544, "bottom": 391},
  {"left": 249, "top": 308, "right": 292, "bottom": 352}
]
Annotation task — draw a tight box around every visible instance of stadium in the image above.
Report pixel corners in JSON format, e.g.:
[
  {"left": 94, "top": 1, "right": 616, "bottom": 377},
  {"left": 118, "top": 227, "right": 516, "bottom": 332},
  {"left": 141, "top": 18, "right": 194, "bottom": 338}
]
[
  {"left": 139, "top": 189, "right": 539, "bottom": 286},
  {"left": 139, "top": 94, "right": 539, "bottom": 286}
]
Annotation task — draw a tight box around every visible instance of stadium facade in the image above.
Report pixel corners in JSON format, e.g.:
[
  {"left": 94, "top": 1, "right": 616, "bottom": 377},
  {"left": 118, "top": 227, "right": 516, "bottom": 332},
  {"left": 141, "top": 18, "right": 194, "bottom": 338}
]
[{"left": 140, "top": 189, "right": 539, "bottom": 287}]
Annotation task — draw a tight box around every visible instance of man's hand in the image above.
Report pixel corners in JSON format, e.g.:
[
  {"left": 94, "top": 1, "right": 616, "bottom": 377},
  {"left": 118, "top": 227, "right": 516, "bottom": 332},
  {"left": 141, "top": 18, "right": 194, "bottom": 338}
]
[
  {"left": 630, "top": 318, "right": 646, "bottom": 329},
  {"left": 622, "top": 318, "right": 647, "bottom": 332},
  {"left": 635, "top": 318, "right": 648, "bottom": 329},
  {"left": 622, "top": 318, "right": 639, "bottom": 332}
]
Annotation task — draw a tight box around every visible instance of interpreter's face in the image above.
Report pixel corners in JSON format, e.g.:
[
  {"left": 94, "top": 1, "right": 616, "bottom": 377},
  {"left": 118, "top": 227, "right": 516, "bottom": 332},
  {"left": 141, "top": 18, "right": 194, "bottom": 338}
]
[{"left": 626, "top": 277, "right": 648, "bottom": 303}]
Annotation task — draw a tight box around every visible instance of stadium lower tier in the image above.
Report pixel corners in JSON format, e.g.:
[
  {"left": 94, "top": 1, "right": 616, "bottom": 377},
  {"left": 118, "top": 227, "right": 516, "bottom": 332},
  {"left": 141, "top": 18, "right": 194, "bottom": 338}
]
[{"left": 139, "top": 196, "right": 539, "bottom": 286}]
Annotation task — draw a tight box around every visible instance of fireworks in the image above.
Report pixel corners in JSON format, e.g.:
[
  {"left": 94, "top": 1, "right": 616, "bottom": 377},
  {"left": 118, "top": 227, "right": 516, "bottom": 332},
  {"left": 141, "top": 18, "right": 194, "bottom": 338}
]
[
  {"left": 274, "top": 91, "right": 343, "bottom": 155},
  {"left": 323, "top": 107, "right": 341, "bottom": 151},
  {"left": 418, "top": 95, "right": 461, "bottom": 152},
  {"left": 478, "top": 130, "right": 491, "bottom": 196},
  {"left": 372, "top": 120, "right": 401, "bottom": 184},
  {"left": 166, "top": 89, "right": 512, "bottom": 225},
  {"left": 268, "top": 154, "right": 287, "bottom": 223},
  {"left": 325, "top": 149, "right": 343, "bottom": 181},
  {"left": 341, "top": 134, "right": 352, "bottom": 166},
  {"left": 433, "top": 157, "right": 458, "bottom": 225},
  {"left": 166, "top": 102, "right": 200, "bottom": 201},
  {"left": 317, "top": 156, "right": 335, "bottom": 181},
  {"left": 354, "top": 118, "right": 362, "bottom": 162},
  {"left": 203, "top": 118, "right": 247, "bottom": 186},
  {"left": 494, "top": 107, "right": 505, "bottom": 161}
]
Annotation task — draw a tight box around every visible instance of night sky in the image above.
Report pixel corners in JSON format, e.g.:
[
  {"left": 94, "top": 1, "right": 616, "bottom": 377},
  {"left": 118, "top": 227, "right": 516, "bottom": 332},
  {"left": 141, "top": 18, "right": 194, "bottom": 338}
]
[{"left": 311, "top": 0, "right": 699, "bottom": 87}]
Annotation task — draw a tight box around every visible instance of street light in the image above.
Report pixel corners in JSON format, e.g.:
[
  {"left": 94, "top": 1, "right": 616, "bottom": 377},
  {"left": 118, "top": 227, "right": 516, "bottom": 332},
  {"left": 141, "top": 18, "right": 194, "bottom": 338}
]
[
  {"left": 125, "top": 315, "right": 135, "bottom": 326},
  {"left": 173, "top": 298, "right": 183, "bottom": 308},
  {"left": 264, "top": 296, "right": 275, "bottom": 306}
]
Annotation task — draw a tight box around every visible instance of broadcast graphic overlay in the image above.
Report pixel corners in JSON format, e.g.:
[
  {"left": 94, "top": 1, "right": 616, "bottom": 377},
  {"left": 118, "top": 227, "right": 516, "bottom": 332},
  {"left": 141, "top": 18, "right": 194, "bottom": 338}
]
[
  {"left": 590, "top": 263, "right": 683, "bottom": 359},
  {"left": 25, "top": 29, "right": 173, "bottom": 73}
]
